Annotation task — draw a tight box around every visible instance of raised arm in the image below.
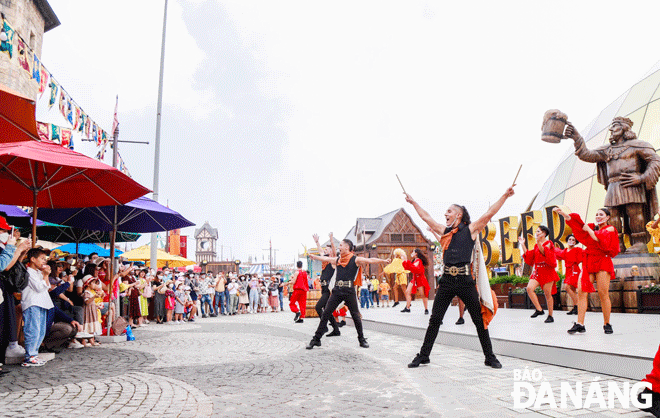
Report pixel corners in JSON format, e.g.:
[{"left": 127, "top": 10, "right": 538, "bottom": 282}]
[
  {"left": 329, "top": 232, "right": 337, "bottom": 256},
  {"left": 470, "top": 186, "right": 515, "bottom": 238},
  {"left": 355, "top": 256, "right": 391, "bottom": 265},
  {"left": 308, "top": 254, "right": 337, "bottom": 264},
  {"left": 404, "top": 193, "right": 445, "bottom": 235}
]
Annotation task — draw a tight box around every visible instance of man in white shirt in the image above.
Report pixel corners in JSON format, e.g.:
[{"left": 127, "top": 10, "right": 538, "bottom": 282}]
[
  {"left": 227, "top": 278, "right": 239, "bottom": 315},
  {"left": 22, "top": 248, "right": 54, "bottom": 367}
]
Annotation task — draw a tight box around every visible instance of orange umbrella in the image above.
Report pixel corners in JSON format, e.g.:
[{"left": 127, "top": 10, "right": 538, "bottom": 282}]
[{"left": 0, "top": 83, "right": 40, "bottom": 143}]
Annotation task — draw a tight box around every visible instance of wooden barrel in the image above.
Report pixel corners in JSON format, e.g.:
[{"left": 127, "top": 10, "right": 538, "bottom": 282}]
[
  {"left": 587, "top": 277, "right": 623, "bottom": 313},
  {"left": 623, "top": 276, "right": 653, "bottom": 313},
  {"left": 541, "top": 109, "right": 567, "bottom": 143},
  {"left": 612, "top": 252, "right": 660, "bottom": 281},
  {"left": 305, "top": 289, "right": 321, "bottom": 318}
]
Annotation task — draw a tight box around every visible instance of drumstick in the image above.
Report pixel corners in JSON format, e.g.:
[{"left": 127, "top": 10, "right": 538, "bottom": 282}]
[
  {"left": 396, "top": 174, "right": 407, "bottom": 194},
  {"left": 512, "top": 164, "right": 522, "bottom": 186}
]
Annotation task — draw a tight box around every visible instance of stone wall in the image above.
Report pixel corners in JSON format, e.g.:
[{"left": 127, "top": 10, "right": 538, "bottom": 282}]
[{"left": 0, "top": 0, "right": 46, "bottom": 98}]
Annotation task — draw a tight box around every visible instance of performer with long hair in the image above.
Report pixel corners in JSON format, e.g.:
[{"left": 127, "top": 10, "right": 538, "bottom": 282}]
[
  {"left": 518, "top": 225, "right": 559, "bottom": 323},
  {"left": 306, "top": 239, "right": 390, "bottom": 349},
  {"left": 401, "top": 249, "right": 430, "bottom": 314},
  {"left": 553, "top": 207, "right": 619, "bottom": 334},
  {"left": 405, "top": 186, "right": 515, "bottom": 369},
  {"left": 555, "top": 234, "right": 582, "bottom": 315},
  {"left": 312, "top": 233, "right": 341, "bottom": 337}
]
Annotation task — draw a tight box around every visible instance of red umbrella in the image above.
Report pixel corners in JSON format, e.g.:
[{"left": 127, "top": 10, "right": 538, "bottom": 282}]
[
  {"left": 0, "top": 140, "right": 151, "bottom": 244},
  {"left": 0, "top": 84, "right": 40, "bottom": 143}
]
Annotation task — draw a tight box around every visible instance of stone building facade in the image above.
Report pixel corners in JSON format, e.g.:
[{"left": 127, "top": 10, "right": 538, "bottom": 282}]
[{"left": 0, "top": 0, "right": 59, "bottom": 97}]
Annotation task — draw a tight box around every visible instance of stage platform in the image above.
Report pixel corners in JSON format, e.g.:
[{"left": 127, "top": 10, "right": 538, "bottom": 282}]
[{"left": 346, "top": 300, "right": 659, "bottom": 380}]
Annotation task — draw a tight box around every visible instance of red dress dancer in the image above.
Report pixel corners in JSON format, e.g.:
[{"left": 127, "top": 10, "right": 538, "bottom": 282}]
[
  {"left": 555, "top": 208, "right": 619, "bottom": 334},
  {"left": 520, "top": 228, "right": 559, "bottom": 322},
  {"left": 556, "top": 237, "right": 583, "bottom": 315},
  {"left": 289, "top": 262, "right": 309, "bottom": 323},
  {"left": 401, "top": 249, "right": 430, "bottom": 314}
]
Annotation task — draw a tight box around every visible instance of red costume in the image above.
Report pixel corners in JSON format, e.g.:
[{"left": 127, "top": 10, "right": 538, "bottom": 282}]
[
  {"left": 402, "top": 259, "right": 429, "bottom": 297},
  {"left": 289, "top": 269, "right": 309, "bottom": 318},
  {"left": 332, "top": 305, "right": 348, "bottom": 319},
  {"left": 565, "top": 213, "right": 619, "bottom": 293},
  {"left": 523, "top": 240, "right": 559, "bottom": 288},
  {"left": 555, "top": 246, "right": 584, "bottom": 288},
  {"left": 644, "top": 344, "right": 660, "bottom": 393}
]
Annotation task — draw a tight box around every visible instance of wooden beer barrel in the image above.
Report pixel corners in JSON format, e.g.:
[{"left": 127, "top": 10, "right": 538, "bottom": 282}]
[
  {"left": 588, "top": 277, "right": 623, "bottom": 313},
  {"left": 612, "top": 252, "right": 660, "bottom": 281},
  {"left": 541, "top": 109, "right": 567, "bottom": 143},
  {"left": 305, "top": 289, "right": 321, "bottom": 318},
  {"left": 623, "top": 276, "right": 653, "bottom": 313}
]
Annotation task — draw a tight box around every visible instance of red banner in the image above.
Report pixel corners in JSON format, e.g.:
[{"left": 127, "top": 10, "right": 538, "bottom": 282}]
[{"left": 180, "top": 236, "right": 187, "bottom": 258}]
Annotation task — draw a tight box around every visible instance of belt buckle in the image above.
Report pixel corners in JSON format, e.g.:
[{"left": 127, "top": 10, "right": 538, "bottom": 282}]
[{"left": 448, "top": 266, "right": 459, "bottom": 276}]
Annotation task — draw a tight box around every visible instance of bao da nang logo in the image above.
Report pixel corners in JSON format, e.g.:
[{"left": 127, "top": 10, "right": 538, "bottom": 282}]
[{"left": 511, "top": 368, "right": 652, "bottom": 409}]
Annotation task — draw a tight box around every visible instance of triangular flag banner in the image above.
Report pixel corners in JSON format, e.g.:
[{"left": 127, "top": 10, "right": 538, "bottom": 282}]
[
  {"left": 84, "top": 116, "right": 91, "bottom": 138},
  {"left": 78, "top": 113, "right": 86, "bottom": 133},
  {"left": 101, "top": 130, "right": 108, "bottom": 145},
  {"left": 66, "top": 101, "right": 74, "bottom": 125},
  {"left": 48, "top": 80, "right": 58, "bottom": 108},
  {"left": 92, "top": 124, "right": 98, "bottom": 144},
  {"left": 60, "top": 129, "right": 71, "bottom": 148},
  {"left": 0, "top": 20, "right": 14, "bottom": 58},
  {"left": 17, "top": 38, "right": 30, "bottom": 72},
  {"left": 59, "top": 91, "right": 67, "bottom": 118},
  {"left": 74, "top": 106, "right": 81, "bottom": 130},
  {"left": 32, "top": 55, "right": 41, "bottom": 83},
  {"left": 39, "top": 68, "right": 48, "bottom": 96},
  {"left": 51, "top": 124, "right": 61, "bottom": 144},
  {"left": 37, "top": 122, "right": 50, "bottom": 141}
]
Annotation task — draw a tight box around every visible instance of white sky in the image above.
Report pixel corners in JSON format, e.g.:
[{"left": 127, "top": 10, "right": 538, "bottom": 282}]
[{"left": 35, "top": 0, "right": 660, "bottom": 265}]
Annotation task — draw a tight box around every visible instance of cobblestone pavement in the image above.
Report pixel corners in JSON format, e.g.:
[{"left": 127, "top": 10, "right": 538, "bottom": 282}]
[{"left": 0, "top": 306, "right": 655, "bottom": 418}]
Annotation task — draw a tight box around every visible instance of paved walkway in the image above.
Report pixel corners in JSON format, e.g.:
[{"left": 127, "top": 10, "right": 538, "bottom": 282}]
[{"left": 0, "top": 304, "right": 655, "bottom": 417}]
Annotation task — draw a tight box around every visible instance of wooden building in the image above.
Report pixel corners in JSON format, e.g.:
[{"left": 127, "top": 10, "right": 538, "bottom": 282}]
[
  {"left": 205, "top": 261, "right": 240, "bottom": 275},
  {"left": 194, "top": 222, "right": 217, "bottom": 264},
  {"left": 344, "top": 208, "right": 436, "bottom": 299}
]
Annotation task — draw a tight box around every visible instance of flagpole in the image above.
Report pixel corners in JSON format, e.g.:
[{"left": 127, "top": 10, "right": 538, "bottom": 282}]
[{"left": 151, "top": 0, "right": 169, "bottom": 270}]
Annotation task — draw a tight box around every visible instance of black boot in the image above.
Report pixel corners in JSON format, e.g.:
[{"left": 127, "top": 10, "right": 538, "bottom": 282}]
[
  {"left": 485, "top": 355, "right": 502, "bottom": 369},
  {"left": 306, "top": 339, "right": 321, "bottom": 350},
  {"left": 358, "top": 338, "right": 369, "bottom": 348},
  {"left": 408, "top": 353, "right": 430, "bottom": 368},
  {"left": 530, "top": 309, "right": 544, "bottom": 318},
  {"left": 455, "top": 317, "right": 465, "bottom": 325},
  {"left": 326, "top": 329, "right": 341, "bottom": 337},
  {"left": 567, "top": 306, "right": 578, "bottom": 315}
]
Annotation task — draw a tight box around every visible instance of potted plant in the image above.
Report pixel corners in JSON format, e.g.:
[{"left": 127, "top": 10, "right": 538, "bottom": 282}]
[
  {"left": 490, "top": 275, "right": 529, "bottom": 296},
  {"left": 638, "top": 282, "right": 660, "bottom": 313},
  {"left": 508, "top": 287, "right": 528, "bottom": 309}
]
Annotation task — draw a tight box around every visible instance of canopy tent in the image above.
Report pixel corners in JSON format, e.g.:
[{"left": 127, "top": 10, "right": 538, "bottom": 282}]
[
  {"left": 52, "top": 242, "right": 123, "bottom": 257},
  {"left": 0, "top": 84, "right": 40, "bottom": 144},
  {"left": 28, "top": 221, "right": 141, "bottom": 245},
  {"left": 121, "top": 245, "right": 195, "bottom": 268},
  {"left": 247, "top": 263, "right": 271, "bottom": 276}
]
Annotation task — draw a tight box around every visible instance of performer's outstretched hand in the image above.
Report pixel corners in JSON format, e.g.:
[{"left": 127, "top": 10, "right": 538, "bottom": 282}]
[
  {"left": 552, "top": 206, "right": 570, "bottom": 220},
  {"left": 404, "top": 192, "right": 415, "bottom": 204},
  {"left": 504, "top": 186, "right": 515, "bottom": 198}
]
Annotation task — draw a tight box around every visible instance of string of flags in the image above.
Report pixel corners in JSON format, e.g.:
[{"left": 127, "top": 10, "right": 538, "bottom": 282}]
[{"left": 1, "top": 15, "right": 131, "bottom": 176}]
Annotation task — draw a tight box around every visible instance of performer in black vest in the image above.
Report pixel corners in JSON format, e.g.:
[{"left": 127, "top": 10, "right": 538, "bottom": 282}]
[
  {"left": 312, "top": 233, "right": 341, "bottom": 337},
  {"left": 405, "top": 186, "right": 515, "bottom": 369},
  {"left": 306, "top": 239, "right": 390, "bottom": 349}
]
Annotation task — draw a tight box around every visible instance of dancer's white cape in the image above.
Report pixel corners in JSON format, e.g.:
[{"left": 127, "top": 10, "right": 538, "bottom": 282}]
[{"left": 473, "top": 241, "right": 495, "bottom": 313}]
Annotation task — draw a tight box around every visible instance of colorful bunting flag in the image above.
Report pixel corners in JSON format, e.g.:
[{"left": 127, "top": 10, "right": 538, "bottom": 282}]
[
  {"left": 32, "top": 55, "right": 41, "bottom": 83},
  {"left": 0, "top": 20, "right": 14, "bottom": 58},
  {"left": 78, "top": 112, "right": 86, "bottom": 133},
  {"left": 37, "top": 122, "right": 50, "bottom": 142},
  {"left": 51, "top": 124, "right": 61, "bottom": 144},
  {"left": 59, "top": 91, "right": 67, "bottom": 118},
  {"left": 85, "top": 116, "right": 91, "bottom": 138},
  {"left": 92, "top": 124, "right": 98, "bottom": 144},
  {"left": 73, "top": 106, "right": 81, "bottom": 130},
  {"left": 49, "top": 79, "right": 58, "bottom": 108},
  {"left": 16, "top": 38, "right": 30, "bottom": 72},
  {"left": 39, "top": 68, "right": 48, "bottom": 96},
  {"left": 66, "top": 100, "right": 74, "bottom": 125},
  {"left": 60, "top": 129, "right": 72, "bottom": 148}
]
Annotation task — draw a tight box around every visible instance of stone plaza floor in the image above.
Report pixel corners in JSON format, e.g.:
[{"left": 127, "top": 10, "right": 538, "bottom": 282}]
[{"left": 0, "top": 301, "right": 656, "bottom": 417}]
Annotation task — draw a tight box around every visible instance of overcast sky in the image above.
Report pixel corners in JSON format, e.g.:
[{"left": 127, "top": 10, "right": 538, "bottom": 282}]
[{"left": 36, "top": 0, "right": 660, "bottom": 265}]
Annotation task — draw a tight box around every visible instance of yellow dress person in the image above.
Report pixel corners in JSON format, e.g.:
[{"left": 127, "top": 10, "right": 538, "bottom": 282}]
[{"left": 383, "top": 248, "right": 409, "bottom": 307}]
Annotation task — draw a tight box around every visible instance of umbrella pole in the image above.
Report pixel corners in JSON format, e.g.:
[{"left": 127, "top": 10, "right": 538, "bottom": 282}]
[
  {"left": 31, "top": 189, "right": 38, "bottom": 247},
  {"left": 107, "top": 206, "right": 118, "bottom": 336}
]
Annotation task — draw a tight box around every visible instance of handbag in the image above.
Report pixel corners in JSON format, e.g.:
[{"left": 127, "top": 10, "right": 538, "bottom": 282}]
[{"left": 1, "top": 260, "right": 29, "bottom": 293}]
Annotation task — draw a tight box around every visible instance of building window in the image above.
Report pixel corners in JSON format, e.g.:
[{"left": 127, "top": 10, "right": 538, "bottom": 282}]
[
  {"left": 390, "top": 234, "right": 402, "bottom": 242},
  {"left": 403, "top": 234, "right": 415, "bottom": 242},
  {"left": 29, "top": 31, "right": 35, "bottom": 49}
]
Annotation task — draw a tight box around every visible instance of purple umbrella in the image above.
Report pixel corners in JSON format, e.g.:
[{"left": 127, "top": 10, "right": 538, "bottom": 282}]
[
  {"left": 0, "top": 204, "right": 44, "bottom": 228},
  {"left": 36, "top": 196, "right": 194, "bottom": 233}
]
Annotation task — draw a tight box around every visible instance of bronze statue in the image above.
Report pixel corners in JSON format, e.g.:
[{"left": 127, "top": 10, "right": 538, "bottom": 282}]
[{"left": 565, "top": 117, "right": 660, "bottom": 253}]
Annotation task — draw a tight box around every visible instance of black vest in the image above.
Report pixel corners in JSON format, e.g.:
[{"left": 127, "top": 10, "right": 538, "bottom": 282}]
[
  {"left": 443, "top": 223, "right": 475, "bottom": 265},
  {"left": 336, "top": 255, "right": 359, "bottom": 282},
  {"left": 320, "top": 263, "right": 335, "bottom": 289}
]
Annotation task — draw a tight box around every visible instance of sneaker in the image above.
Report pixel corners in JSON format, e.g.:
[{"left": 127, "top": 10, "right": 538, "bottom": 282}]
[
  {"left": 424, "top": 309, "right": 429, "bottom": 315},
  {"left": 603, "top": 323, "right": 613, "bottom": 334},
  {"left": 392, "top": 302, "right": 400, "bottom": 308},
  {"left": 531, "top": 309, "right": 544, "bottom": 318},
  {"left": 567, "top": 322, "right": 586, "bottom": 334},
  {"left": 358, "top": 338, "right": 369, "bottom": 348},
  {"left": 294, "top": 312, "right": 301, "bottom": 322},
  {"left": 306, "top": 339, "right": 321, "bottom": 349},
  {"left": 544, "top": 315, "right": 554, "bottom": 323},
  {"left": 401, "top": 307, "right": 411, "bottom": 313},
  {"left": 68, "top": 340, "right": 84, "bottom": 349},
  {"left": 21, "top": 356, "right": 46, "bottom": 367},
  {"left": 326, "top": 330, "right": 341, "bottom": 337},
  {"left": 339, "top": 320, "right": 346, "bottom": 327},
  {"left": 455, "top": 317, "right": 465, "bottom": 325},
  {"left": 295, "top": 319, "right": 304, "bottom": 323},
  {"left": 485, "top": 356, "right": 502, "bottom": 369},
  {"left": 5, "top": 344, "right": 26, "bottom": 358},
  {"left": 408, "top": 353, "right": 430, "bottom": 368},
  {"left": 567, "top": 306, "right": 578, "bottom": 315},
  {"left": 188, "top": 319, "right": 195, "bottom": 322}
]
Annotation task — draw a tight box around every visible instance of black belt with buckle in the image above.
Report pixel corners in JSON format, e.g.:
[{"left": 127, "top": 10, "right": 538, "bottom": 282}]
[
  {"left": 444, "top": 264, "right": 471, "bottom": 276},
  {"left": 335, "top": 280, "right": 354, "bottom": 288}
]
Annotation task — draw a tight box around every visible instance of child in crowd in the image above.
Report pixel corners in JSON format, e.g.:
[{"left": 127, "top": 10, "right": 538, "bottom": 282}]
[
  {"left": 184, "top": 287, "right": 197, "bottom": 322},
  {"left": 174, "top": 283, "right": 186, "bottom": 324},
  {"left": 379, "top": 276, "right": 391, "bottom": 307},
  {"left": 164, "top": 282, "right": 176, "bottom": 323},
  {"left": 268, "top": 279, "right": 279, "bottom": 312},
  {"left": 82, "top": 278, "right": 102, "bottom": 347},
  {"left": 260, "top": 287, "right": 269, "bottom": 313}
]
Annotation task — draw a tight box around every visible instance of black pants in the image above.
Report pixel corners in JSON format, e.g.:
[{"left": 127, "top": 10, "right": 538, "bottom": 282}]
[
  {"left": 313, "top": 288, "right": 364, "bottom": 341},
  {"left": 420, "top": 274, "right": 494, "bottom": 359},
  {"left": 315, "top": 289, "right": 339, "bottom": 334}
]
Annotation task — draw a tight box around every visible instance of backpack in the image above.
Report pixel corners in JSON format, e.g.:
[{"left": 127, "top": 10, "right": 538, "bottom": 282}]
[{"left": 1, "top": 260, "right": 29, "bottom": 293}]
